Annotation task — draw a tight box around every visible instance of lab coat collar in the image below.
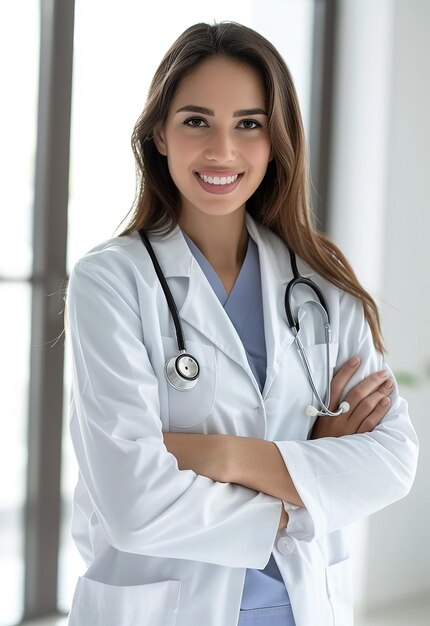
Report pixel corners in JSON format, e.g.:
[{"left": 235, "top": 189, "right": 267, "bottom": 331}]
[
  {"left": 147, "top": 213, "right": 315, "bottom": 282},
  {"left": 244, "top": 212, "right": 315, "bottom": 283},
  {"left": 147, "top": 224, "right": 193, "bottom": 279}
]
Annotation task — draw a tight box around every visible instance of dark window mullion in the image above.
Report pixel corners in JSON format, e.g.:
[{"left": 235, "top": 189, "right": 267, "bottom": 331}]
[
  {"left": 24, "top": 0, "right": 75, "bottom": 619},
  {"left": 309, "top": 0, "right": 338, "bottom": 231}
]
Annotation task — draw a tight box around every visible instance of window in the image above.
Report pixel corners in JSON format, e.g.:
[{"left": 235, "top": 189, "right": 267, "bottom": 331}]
[{"left": 0, "top": 2, "right": 39, "bottom": 623}]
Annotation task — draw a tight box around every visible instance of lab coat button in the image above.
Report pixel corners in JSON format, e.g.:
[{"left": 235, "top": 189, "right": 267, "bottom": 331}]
[{"left": 277, "top": 536, "right": 295, "bottom": 555}]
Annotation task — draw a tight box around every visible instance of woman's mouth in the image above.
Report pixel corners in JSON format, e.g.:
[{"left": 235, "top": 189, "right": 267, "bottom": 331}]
[{"left": 194, "top": 171, "right": 244, "bottom": 194}]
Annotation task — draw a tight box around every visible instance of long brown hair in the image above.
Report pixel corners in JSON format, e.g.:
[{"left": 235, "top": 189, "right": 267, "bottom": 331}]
[{"left": 120, "top": 21, "right": 384, "bottom": 353}]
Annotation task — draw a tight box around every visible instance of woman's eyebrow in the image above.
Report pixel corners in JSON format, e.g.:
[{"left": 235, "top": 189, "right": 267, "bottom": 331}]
[{"left": 175, "top": 105, "right": 267, "bottom": 117}]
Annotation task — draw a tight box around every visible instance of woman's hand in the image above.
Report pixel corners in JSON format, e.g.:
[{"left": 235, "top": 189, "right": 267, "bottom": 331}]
[
  {"left": 310, "top": 356, "right": 394, "bottom": 438},
  {"left": 278, "top": 504, "right": 289, "bottom": 530}
]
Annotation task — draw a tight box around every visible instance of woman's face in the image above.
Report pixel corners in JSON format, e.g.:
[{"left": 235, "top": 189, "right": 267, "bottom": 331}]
[{"left": 153, "top": 56, "right": 272, "bottom": 222}]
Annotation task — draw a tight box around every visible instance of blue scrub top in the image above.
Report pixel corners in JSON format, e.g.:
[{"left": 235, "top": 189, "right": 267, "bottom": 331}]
[{"left": 183, "top": 230, "right": 294, "bottom": 617}]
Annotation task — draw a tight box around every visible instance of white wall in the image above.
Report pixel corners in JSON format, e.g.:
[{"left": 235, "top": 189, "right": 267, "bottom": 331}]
[
  {"left": 327, "top": 0, "right": 392, "bottom": 293},
  {"left": 365, "top": 0, "right": 430, "bottom": 610},
  {"left": 328, "top": 0, "right": 430, "bottom": 613}
]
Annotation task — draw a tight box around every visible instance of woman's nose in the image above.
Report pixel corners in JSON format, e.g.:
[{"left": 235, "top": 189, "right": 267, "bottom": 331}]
[{"left": 204, "top": 130, "right": 236, "bottom": 162}]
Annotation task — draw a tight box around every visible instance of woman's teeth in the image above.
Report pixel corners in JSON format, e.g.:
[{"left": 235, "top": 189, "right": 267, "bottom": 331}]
[{"left": 198, "top": 173, "right": 239, "bottom": 185}]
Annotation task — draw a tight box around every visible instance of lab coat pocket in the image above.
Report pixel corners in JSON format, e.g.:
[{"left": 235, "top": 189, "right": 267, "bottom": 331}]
[
  {"left": 161, "top": 336, "right": 217, "bottom": 428},
  {"left": 304, "top": 341, "right": 339, "bottom": 371},
  {"left": 326, "top": 557, "right": 353, "bottom": 626},
  {"left": 302, "top": 341, "right": 339, "bottom": 407},
  {"left": 68, "top": 576, "right": 181, "bottom": 626}
]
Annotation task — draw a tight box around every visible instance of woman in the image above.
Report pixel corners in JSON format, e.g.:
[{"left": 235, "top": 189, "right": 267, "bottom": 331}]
[{"left": 66, "top": 21, "right": 418, "bottom": 626}]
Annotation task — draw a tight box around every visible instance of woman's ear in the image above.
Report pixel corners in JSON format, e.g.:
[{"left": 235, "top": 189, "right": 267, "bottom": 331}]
[{"left": 153, "top": 123, "right": 168, "bottom": 156}]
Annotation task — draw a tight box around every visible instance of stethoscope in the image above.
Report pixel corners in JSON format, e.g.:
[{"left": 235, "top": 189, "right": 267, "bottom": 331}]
[
  {"left": 285, "top": 250, "right": 349, "bottom": 417},
  {"left": 139, "top": 230, "right": 350, "bottom": 418}
]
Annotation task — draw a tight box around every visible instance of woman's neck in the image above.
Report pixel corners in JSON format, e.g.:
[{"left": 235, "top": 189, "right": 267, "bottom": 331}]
[{"left": 178, "top": 208, "right": 249, "bottom": 274}]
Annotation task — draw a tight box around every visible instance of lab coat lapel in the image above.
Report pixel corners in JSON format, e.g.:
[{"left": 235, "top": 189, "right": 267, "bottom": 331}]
[
  {"left": 180, "top": 267, "right": 254, "bottom": 372},
  {"left": 244, "top": 214, "right": 315, "bottom": 398},
  {"left": 149, "top": 226, "right": 255, "bottom": 380}
]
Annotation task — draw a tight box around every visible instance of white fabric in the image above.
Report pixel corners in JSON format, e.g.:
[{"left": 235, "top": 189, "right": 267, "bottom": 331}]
[{"left": 66, "top": 213, "right": 418, "bottom": 626}]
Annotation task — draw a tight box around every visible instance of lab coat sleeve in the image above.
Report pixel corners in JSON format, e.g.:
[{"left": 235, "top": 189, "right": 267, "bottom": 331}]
[
  {"left": 273, "top": 290, "right": 419, "bottom": 542},
  {"left": 67, "top": 256, "right": 281, "bottom": 568}
]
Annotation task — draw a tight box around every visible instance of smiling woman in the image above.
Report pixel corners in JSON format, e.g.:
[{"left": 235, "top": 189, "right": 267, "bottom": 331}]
[
  {"left": 65, "top": 20, "right": 418, "bottom": 626},
  {"left": 59, "top": 7, "right": 319, "bottom": 616}
]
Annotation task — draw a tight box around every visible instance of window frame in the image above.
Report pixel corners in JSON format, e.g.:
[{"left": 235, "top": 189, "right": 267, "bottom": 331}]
[{"left": 22, "top": 0, "right": 75, "bottom": 619}]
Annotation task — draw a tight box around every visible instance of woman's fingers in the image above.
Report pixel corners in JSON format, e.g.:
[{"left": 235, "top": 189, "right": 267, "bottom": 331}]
[
  {"left": 278, "top": 504, "right": 289, "bottom": 530},
  {"left": 355, "top": 395, "right": 391, "bottom": 433},
  {"left": 344, "top": 370, "right": 391, "bottom": 415},
  {"left": 316, "top": 358, "right": 395, "bottom": 439},
  {"left": 348, "top": 377, "right": 394, "bottom": 433},
  {"left": 348, "top": 391, "right": 387, "bottom": 432},
  {"left": 329, "top": 356, "right": 361, "bottom": 411},
  {"left": 376, "top": 377, "right": 396, "bottom": 397}
]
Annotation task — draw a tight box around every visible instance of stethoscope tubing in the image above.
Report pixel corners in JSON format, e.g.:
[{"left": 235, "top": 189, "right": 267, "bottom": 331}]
[
  {"left": 285, "top": 250, "right": 346, "bottom": 417},
  {"left": 139, "top": 230, "right": 200, "bottom": 391},
  {"left": 139, "top": 230, "right": 187, "bottom": 352},
  {"left": 285, "top": 250, "right": 330, "bottom": 330}
]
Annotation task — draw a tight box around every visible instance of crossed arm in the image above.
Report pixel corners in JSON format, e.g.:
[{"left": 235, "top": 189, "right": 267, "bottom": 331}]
[{"left": 163, "top": 356, "right": 394, "bottom": 528}]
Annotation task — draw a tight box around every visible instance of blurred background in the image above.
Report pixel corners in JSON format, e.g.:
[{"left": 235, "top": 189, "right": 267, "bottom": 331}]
[{"left": 0, "top": 0, "right": 428, "bottom": 624}]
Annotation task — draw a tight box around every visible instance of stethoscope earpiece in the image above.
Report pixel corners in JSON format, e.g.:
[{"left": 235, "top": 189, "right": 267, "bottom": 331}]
[
  {"left": 305, "top": 400, "right": 351, "bottom": 418},
  {"left": 305, "top": 405, "right": 319, "bottom": 418}
]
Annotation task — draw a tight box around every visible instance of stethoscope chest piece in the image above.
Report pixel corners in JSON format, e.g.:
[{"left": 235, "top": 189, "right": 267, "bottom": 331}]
[{"left": 166, "top": 351, "right": 200, "bottom": 391}]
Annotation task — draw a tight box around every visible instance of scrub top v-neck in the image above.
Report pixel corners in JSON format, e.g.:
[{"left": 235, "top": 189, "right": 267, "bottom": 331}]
[
  {"left": 183, "top": 231, "right": 267, "bottom": 388},
  {"left": 182, "top": 230, "right": 294, "bottom": 618}
]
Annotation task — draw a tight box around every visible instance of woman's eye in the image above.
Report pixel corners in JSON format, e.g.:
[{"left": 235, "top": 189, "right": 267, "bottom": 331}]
[
  {"left": 182, "top": 118, "right": 262, "bottom": 130},
  {"left": 183, "top": 117, "right": 208, "bottom": 128},
  {"left": 238, "top": 119, "right": 261, "bottom": 130}
]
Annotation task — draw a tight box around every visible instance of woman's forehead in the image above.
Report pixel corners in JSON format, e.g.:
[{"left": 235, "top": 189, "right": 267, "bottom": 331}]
[{"left": 170, "top": 57, "right": 267, "bottom": 112}]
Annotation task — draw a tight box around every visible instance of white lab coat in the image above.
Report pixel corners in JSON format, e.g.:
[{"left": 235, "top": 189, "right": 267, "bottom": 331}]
[{"left": 66, "top": 212, "right": 418, "bottom": 626}]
